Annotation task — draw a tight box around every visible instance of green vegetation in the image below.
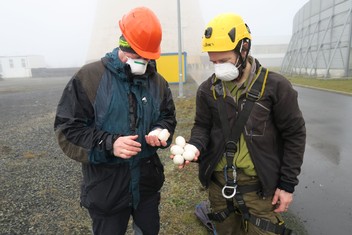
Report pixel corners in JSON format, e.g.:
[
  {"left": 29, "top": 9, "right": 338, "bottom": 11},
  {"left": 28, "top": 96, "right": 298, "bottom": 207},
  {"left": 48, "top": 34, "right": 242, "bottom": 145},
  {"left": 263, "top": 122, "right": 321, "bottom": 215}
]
[
  {"left": 287, "top": 76, "right": 352, "bottom": 94},
  {"left": 267, "top": 67, "right": 352, "bottom": 94},
  {"left": 158, "top": 78, "right": 210, "bottom": 234}
]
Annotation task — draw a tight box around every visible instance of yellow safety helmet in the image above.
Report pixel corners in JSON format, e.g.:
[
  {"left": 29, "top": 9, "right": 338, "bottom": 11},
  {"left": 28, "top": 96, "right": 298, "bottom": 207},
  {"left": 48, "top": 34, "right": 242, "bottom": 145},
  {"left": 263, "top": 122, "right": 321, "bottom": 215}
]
[{"left": 202, "top": 13, "right": 251, "bottom": 52}]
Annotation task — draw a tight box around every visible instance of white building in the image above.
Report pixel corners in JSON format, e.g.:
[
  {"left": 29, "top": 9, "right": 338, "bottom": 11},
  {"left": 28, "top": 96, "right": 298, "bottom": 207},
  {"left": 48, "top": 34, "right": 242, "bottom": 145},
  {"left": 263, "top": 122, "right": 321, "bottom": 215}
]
[{"left": 0, "top": 55, "right": 46, "bottom": 79}]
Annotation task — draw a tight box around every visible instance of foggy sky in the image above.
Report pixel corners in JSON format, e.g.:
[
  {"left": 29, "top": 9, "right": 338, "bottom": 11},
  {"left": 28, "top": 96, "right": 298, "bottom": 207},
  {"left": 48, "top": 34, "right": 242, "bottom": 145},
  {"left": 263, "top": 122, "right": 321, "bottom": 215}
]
[{"left": 0, "top": 0, "right": 309, "bottom": 68}]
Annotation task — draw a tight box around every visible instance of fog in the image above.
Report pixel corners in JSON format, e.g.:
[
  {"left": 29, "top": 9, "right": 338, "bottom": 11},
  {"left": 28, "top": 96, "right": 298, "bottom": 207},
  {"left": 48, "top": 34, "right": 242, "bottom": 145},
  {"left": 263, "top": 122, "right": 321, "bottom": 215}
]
[{"left": 0, "top": 0, "right": 309, "bottom": 68}]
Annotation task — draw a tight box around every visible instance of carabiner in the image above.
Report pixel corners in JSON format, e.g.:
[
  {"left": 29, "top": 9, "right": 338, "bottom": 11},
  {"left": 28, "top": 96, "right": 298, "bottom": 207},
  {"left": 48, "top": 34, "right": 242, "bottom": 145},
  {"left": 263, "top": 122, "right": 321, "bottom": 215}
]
[
  {"left": 222, "top": 165, "right": 237, "bottom": 199},
  {"left": 223, "top": 165, "right": 236, "bottom": 181}
]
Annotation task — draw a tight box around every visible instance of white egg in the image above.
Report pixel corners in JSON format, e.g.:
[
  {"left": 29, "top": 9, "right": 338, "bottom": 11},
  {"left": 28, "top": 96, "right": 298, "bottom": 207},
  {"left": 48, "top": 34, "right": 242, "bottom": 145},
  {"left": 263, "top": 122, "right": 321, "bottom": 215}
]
[
  {"left": 148, "top": 128, "right": 162, "bottom": 136},
  {"left": 182, "top": 150, "right": 195, "bottom": 161},
  {"left": 173, "top": 154, "right": 184, "bottom": 165},
  {"left": 170, "top": 145, "right": 184, "bottom": 155},
  {"left": 184, "top": 143, "right": 198, "bottom": 154},
  {"left": 158, "top": 129, "right": 170, "bottom": 141},
  {"left": 175, "top": 136, "right": 186, "bottom": 147},
  {"left": 170, "top": 145, "right": 178, "bottom": 153}
]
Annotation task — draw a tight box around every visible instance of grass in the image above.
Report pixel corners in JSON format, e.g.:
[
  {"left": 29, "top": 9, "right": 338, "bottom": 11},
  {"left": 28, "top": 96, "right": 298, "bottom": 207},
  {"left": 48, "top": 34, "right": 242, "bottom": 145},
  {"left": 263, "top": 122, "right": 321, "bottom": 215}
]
[
  {"left": 287, "top": 76, "right": 352, "bottom": 94},
  {"left": 267, "top": 67, "right": 352, "bottom": 94},
  {"left": 157, "top": 78, "right": 210, "bottom": 234}
]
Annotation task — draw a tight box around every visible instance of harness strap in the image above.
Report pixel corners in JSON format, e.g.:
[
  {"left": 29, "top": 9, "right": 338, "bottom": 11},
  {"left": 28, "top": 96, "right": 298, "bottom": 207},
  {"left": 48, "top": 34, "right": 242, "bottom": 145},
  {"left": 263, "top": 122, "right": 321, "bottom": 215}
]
[
  {"left": 248, "top": 214, "right": 294, "bottom": 235},
  {"left": 208, "top": 177, "right": 262, "bottom": 222},
  {"left": 211, "top": 175, "right": 262, "bottom": 194},
  {"left": 209, "top": 210, "right": 294, "bottom": 235},
  {"left": 234, "top": 191, "right": 250, "bottom": 221},
  {"left": 211, "top": 68, "right": 294, "bottom": 234},
  {"left": 217, "top": 67, "right": 267, "bottom": 172},
  {"left": 208, "top": 198, "right": 242, "bottom": 222},
  {"left": 208, "top": 178, "right": 295, "bottom": 235}
]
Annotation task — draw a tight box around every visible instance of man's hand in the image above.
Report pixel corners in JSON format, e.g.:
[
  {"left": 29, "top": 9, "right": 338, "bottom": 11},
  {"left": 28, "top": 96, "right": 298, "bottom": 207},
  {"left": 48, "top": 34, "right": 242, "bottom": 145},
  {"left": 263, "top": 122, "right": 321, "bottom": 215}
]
[
  {"left": 272, "top": 188, "right": 293, "bottom": 213},
  {"left": 113, "top": 135, "right": 141, "bottom": 159},
  {"left": 145, "top": 134, "right": 167, "bottom": 147},
  {"left": 145, "top": 128, "right": 168, "bottom": 147}
]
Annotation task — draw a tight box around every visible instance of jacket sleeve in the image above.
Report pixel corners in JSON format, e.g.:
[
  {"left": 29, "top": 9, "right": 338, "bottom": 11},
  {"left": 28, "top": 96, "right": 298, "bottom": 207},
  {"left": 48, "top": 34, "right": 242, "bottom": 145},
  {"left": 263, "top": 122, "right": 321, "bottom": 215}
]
[
  {"left": 154, "top": 80, "right": 177, "bottom": 147},
  {"left": 54, "top": 75, "right": 116, "bottom": 163},
  {"left": 273, "top": 76, "right": 306, "bottom": 193},
  {"left": 188, "top": 84, "right": 212, "bottom": 153}
]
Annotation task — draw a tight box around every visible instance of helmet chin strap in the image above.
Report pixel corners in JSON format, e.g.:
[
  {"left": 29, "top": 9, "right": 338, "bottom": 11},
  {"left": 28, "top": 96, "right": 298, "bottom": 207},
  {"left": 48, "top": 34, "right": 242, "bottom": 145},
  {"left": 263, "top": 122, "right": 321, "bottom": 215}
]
[
  {"left": 236, "top": 65, "right": 245, "bottom": 81},
  {"left": 235, "top": 39, "right": 251, "bottom": 79}
]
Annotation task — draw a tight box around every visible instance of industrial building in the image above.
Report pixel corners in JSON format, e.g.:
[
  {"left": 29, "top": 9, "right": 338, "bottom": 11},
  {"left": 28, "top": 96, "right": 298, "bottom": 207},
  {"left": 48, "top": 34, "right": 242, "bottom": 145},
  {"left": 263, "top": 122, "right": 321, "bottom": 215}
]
[
  {"left": 0, "top": 55, "right": 46, "bottom": 79},
  {"left": 86, "top": 0, "right": 204, "bottom": 65},
  {"left": 281, "top": 0, "right": 352, "bottom": 78}
]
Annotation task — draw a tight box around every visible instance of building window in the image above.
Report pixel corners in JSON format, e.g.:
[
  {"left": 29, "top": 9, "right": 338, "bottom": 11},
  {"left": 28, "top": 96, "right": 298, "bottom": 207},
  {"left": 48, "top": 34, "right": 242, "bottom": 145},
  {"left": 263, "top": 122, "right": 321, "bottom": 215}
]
[
  {"left": 9, "top": 59, "right": 14, "bottom": 68},
  {"left": 21, "top": 58, "right": 26, "bottom": 68}
]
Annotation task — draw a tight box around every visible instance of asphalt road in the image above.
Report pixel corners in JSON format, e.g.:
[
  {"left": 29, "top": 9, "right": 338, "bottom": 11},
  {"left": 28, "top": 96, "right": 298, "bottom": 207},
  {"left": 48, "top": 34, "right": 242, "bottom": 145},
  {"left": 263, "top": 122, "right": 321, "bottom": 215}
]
[{"left": 292, "top": 86, "right": 352, "bottom": 235}]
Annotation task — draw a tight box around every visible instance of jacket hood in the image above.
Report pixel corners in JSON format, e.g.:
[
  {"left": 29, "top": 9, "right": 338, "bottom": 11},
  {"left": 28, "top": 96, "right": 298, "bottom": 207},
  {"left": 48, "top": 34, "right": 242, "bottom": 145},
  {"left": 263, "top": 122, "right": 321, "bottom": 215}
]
[
  {"left": 103, "top": 48, "right": 126, "bottom": 75},
  {"left": 103, "top": 48, "right": 158, "bottom": 79}
]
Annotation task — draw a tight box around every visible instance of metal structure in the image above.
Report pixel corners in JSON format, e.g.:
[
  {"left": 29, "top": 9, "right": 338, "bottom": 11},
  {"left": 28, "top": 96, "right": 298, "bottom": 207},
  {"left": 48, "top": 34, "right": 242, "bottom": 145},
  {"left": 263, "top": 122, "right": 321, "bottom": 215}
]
[{"left": 281, "top": 0, "right": 352, "bottom": 78}]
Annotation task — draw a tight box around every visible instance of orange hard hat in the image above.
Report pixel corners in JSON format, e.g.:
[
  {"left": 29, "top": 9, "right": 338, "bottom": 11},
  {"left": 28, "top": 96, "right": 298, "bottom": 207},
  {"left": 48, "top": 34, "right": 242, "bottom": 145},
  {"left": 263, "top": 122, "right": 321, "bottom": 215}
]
[{"left": 119, "top": 7, "right": 162, "bottom": 59}]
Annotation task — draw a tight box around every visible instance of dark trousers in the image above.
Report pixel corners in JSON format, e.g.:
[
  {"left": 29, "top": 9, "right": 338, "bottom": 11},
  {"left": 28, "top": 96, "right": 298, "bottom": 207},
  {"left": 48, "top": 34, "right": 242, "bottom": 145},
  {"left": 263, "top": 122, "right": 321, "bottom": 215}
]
[{"left": 89, "top": 192, "right": 161, "bottom": 235}]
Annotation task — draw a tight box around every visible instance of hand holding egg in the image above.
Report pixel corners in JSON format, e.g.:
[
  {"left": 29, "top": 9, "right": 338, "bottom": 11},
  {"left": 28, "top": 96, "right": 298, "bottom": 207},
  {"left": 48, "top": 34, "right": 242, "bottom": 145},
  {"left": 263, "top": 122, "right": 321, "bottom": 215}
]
[
  {"left": 158, "top": 129, "right": 170, "bottom": 142},
  {"left": 146, "top": 128, "right": 170, "bottom": 147},
  {"left": 170, "top": 136, "right": 198, "bottom": 166}
]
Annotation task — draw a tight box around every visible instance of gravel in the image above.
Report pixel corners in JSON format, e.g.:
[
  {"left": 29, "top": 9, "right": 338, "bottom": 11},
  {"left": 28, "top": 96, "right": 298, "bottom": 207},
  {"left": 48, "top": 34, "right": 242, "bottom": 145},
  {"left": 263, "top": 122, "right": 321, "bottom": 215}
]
[
  {"left": 0, "top": 77, "right": 92, "bottom": 235},
  {"left": 0, "top": 76, "right": 199, "bottom": 235}
]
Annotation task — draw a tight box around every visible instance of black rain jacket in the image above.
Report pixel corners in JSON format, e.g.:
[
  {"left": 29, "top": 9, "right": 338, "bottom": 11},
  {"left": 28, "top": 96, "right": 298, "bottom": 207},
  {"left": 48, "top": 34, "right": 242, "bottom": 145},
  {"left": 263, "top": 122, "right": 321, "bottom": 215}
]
[{"left": 188, "top": 58, "right": 306, "bottom": 196}]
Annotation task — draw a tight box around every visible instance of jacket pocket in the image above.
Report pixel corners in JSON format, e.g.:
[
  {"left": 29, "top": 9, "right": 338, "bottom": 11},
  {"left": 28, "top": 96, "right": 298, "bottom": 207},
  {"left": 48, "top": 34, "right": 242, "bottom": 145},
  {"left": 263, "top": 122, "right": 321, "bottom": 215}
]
[
  {"left": 80, "top": 163, "right": 131, "bottom": 215},
  {"left": 245, "top": 102, "right": 270, "bottom": 137},
  {"left": 139, "top": 154, "right": 165, "bottom": 196}
]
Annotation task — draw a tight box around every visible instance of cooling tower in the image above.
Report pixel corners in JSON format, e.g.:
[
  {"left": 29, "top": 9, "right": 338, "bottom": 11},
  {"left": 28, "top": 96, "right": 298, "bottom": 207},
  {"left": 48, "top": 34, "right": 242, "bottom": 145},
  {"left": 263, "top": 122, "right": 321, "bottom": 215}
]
[
  {"left": 281, "top": 0, "right": 352, "bottom": 78},
  {"left": 86, "top": 0, "right": 205, "bottom": 64}
]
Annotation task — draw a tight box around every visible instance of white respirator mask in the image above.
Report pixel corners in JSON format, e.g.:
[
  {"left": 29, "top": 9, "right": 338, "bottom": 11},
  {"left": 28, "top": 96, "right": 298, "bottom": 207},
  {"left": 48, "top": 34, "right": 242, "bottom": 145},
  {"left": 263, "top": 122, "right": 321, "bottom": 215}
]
[
  {"left": 214, "top": 62, "right": 240, "bottom": 81},
  {"left": 126, "top": 58, "right": 148, "bottom": 75}
]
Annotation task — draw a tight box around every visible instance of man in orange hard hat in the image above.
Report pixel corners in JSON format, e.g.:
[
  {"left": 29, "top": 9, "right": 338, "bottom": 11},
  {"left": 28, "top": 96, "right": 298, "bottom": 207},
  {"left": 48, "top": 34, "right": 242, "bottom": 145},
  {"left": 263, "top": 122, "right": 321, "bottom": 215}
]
[{"left": 54, "top": 7, "right": 177, "bottom": 235}]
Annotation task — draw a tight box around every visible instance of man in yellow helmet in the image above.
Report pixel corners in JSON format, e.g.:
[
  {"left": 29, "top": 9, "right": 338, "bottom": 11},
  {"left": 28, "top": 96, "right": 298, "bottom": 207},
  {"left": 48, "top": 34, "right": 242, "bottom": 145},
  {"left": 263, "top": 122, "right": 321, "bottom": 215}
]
[
  {"left": 54, "top": 7, "right": 176, "bottom": 235},
  {"left": 175, "top": 13, "right": 306, "bottom": 234}
]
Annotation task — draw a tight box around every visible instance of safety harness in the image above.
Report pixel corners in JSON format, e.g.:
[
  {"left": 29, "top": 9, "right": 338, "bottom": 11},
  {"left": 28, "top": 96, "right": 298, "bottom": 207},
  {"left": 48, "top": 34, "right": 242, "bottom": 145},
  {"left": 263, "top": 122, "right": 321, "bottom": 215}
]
[{"left": 208, "top": 67, "right": 294, "bottom": 235}]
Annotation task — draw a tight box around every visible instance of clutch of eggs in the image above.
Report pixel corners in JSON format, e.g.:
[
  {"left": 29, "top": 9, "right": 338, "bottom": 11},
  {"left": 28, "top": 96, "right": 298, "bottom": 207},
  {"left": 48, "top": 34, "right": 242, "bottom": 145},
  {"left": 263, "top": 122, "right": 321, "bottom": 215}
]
[{"left": 171, "top": 136, "right": 198, "bottom": 164}]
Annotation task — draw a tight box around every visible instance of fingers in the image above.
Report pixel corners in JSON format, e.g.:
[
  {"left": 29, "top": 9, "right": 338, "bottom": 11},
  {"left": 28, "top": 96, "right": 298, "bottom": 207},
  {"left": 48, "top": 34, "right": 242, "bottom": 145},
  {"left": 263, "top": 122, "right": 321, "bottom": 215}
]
[
  {"left": 145, "top": 135, "right": 163, "bottom": 147},
  {"left": 169, "top": 154, "right": 191, "bottom": 169},
  {"left": 272, "top": 189, "right": 293, "bottom": 213},
  {"left": 272, "top": 188, "right": 280, "bottom": 205},
  {"left": 194, "top": 150, "right": 200, "bottom": 161},
  {"left": 113, "top": 135, "right": 141, "bottom": 159},
  {"left": 160, "top": 140, "right": 168, "bottom": 147},
  {"left": 117, "top": 148, "right": 139, "bottom": 159}
]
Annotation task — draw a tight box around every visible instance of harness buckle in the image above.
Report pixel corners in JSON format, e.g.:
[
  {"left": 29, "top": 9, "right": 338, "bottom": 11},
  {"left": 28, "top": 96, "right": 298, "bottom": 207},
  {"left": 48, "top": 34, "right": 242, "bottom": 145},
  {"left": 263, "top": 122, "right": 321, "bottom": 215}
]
[
  {"left": 225, "top": 141, "right": 237, "bottom": 153},
  {"left": 222, "top": 165, "right": 237, "bottom": 199},
  {"left": 222, "top": 185, "right": 237, "bottom": 199},
  {"left": 246, "top": 88, "right": 261, "bottom": 101}
]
